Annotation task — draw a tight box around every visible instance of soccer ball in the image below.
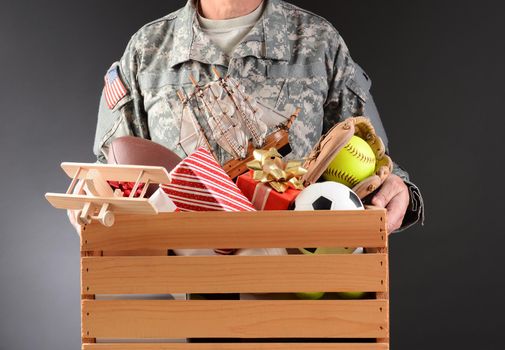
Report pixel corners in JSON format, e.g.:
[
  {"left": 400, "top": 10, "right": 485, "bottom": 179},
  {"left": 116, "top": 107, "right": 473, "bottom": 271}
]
[
  {"left": 294, "top": 181, "right": 364, "bottom": 211},
  {"left": 294, "top": 182, "right": 365, "bottom": 300}
]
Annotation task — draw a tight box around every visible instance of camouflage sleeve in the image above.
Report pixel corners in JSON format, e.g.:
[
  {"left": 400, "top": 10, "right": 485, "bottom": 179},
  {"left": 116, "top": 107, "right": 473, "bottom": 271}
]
[
  {"left": 322, "top": 35, "right": 386, "bottom": 139},
  {"left": 93, "top": 35, "right": 150, "bottom": 163},
  {"left": 323, "top": 35, "right": 424, "bottom": 232},
  {"left": 390, "top": 162, "right": 425, "bottom": 232}
]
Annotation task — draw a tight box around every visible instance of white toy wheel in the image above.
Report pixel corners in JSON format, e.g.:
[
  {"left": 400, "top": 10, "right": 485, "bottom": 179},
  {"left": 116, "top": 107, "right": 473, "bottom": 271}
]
[{"left": 99, "top": 210, "right": 115, "bottom": 227}]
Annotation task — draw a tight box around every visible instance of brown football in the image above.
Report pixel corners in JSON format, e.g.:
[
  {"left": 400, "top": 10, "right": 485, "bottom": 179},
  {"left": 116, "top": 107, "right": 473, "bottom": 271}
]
[{"left": 107, "top": 136, "right": 182, "bottom": 171}]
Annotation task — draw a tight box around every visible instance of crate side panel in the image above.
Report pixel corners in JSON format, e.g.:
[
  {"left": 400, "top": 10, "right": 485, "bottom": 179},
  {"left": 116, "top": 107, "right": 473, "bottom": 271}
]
[
  {"left": 82, "top": 300, "right": 388, "bottom": 339},
  {"left": 368, "top": 247, "right": 390, "bottom": 345},
  {"left": 82, "top": 254, "right": 387, "bottom": 294},
  {"left": 82, "top": 210, "right": 386, "bottom": 251}
]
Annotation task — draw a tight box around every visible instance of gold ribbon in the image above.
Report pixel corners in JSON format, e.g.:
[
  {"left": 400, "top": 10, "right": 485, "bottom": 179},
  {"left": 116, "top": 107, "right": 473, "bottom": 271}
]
[{"left": 246, "top": 148, "right": 307, "bottom": 193}]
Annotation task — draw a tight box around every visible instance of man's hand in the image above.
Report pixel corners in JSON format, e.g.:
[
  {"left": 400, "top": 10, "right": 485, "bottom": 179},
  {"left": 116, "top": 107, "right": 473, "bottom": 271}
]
[
  {"left": 371, "top": 174, "right": 410, "bottom": 233},
  {"left": 67, "top": 209, "right": 83, "bottom": 235},
  {"left": 67, "top": 178, "right": 85, "bottom": 235}
]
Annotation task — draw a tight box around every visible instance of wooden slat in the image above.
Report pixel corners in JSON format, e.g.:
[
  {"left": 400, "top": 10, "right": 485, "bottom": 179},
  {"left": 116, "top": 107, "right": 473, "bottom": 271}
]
[
  {"left": 82, "top": 251, "right": 101, "bottom": 344},
  {"left": 102, "top": 250, "right": 169, "bottom": 257},
  {"left": 82, "top": 300, "right": 388, "bottom": 339},
  {"left": 83, "top": 343, "right": 389, "bottom": 350},
  {"left": 368, "top": 247, "right": 390, "bottom": 344},
  {"left": 46, "top": 194, "right": 158, "bottom": 215},
  {"left": 82, "top": 210, "right": 387, "bottom": 251},
  {"left": 82, "top": 254, "right": 387, "bottom": 294},
  {"left": 61, "top": 162, "right": 171, "bottom": 184}
]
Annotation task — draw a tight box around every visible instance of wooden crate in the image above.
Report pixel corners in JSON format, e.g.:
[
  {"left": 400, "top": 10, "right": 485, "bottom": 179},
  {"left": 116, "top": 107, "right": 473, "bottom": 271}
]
[{"left": 80, "top": 209, "right": 389, "bottom": 349}]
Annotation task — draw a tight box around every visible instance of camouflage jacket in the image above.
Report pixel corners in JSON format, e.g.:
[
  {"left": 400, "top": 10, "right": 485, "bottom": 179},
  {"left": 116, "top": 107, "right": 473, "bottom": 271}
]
[{"left": 93, "top": 0, "right": 424, "bottom": 231}]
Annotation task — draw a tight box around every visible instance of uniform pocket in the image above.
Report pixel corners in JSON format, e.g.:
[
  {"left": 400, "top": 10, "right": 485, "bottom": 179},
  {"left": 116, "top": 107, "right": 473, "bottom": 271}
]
[
  {"left": 138, "top": 69, "right": 200, "bottom": 91},
  {"left": 283, "top": 62, "right": 329, "bottom": 111},
  {"left": 345, "top": 76, "right": 369, "bottom": 103},
  {"left": 239, "top": 67, "right": 288, "bottom": 112},
  {"left": 137, "top": 69, "right": 200, "bottom": 119},
  {"left": 248, "top": 62, "right": 327, "bottom": 113},
  {"left": 136, "top": 70, "right": 201, "bottom": 157}
]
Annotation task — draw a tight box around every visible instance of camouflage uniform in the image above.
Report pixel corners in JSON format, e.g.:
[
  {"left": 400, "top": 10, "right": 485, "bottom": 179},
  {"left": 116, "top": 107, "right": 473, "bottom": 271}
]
[{"left": 93, "top": 0, "right": 424, "bottom": 231}]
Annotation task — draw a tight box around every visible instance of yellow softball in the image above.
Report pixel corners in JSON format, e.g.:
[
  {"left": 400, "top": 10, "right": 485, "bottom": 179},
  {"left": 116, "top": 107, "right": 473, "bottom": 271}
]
[{"left": 322, "top": 135, "right": 376, "bottom": 187}]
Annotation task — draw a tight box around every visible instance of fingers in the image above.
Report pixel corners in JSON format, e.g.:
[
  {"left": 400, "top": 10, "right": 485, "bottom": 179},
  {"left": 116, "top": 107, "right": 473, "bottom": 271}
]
[
  {"left": 385, "top": 189, "right": 409, "bottom": 232},
  {"left": 371, "top": 174, "right": 410, "bottom": 232},
  {"left": 371, "top": 174, "right": 402, "bottom": 208}
]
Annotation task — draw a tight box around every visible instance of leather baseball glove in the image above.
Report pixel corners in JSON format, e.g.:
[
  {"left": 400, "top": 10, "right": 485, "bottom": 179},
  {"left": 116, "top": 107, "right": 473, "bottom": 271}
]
[{"left": 302, "top": 116, "right": 393, "bottom": 199}]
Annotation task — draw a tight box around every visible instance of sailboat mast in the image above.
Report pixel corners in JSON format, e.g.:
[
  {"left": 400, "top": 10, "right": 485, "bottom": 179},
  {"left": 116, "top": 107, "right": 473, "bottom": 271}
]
[
  {"left": 212, "top": 67, "right": 264, "bottom": 146},
  {"left": 176, "top": 89, "right": 214, "bottom": 156},
  {"left": 189, "top": 75, "right": 245, "bottom": 159}
]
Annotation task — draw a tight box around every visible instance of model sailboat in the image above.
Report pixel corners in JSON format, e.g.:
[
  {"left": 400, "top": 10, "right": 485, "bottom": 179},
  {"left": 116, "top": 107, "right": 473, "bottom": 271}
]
[{"left": 177, "top": 68, "right": 300, "bottom": 179}]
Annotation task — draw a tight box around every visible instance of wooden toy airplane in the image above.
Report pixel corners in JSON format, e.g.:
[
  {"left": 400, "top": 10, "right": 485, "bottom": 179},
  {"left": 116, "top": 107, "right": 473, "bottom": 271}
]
[{"left": 45, "top": 162, "right": 171, "bottom": 227}]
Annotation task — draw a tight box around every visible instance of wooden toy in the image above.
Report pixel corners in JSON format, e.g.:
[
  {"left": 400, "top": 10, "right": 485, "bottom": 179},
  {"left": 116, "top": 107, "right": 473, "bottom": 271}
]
[
  {"left": 78, "top": 209, "right": 389, "bottom": 349},
  {"left": 176, "top": 66, "right": 301, "bottom": 179},
  {"left": 45, "top": 162, "right": 171, "bottom": 227}
]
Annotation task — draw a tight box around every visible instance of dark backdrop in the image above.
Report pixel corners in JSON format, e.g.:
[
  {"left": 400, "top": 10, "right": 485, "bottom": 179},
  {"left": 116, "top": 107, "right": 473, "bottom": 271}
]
[{"left": 1, "top": 1, "right": 503, "bottom": 349}]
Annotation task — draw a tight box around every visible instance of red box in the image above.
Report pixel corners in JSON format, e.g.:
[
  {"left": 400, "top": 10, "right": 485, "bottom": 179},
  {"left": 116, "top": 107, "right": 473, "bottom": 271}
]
[
  {"left": 162, "top": 148, "right": 255, "bottom": 212},
  {"left": 236, "top": 172, "right": 300, "bottom": 210}
]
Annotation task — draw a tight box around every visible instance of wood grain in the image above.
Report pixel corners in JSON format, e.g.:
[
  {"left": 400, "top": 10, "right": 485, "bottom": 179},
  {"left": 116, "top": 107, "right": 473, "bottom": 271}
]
[
  {"left": 101, "top": 250, "right": 170, "bottom": 257},
  {"left": 61, "top": 162, "right": 171, "bottom": 184},
  {"left": 368, "top": 246, "right": 390, "bottom": 344},
  {"left": 82, "top": 210, "right": 387, "bottom": 251},
  {"left": 78, "top": 210, "right": 389, "bottom": 347},
  {"left": 82, "top": 254, "right": 387, "bottom": 294},
  {"left": 84, "top": 169, "right": 115, "bottom": 197},
  {"left": 82, "top": 251, "right": 102, "bottom": 344},
  {"left": 82, "top": 300, "right": 388, "bottom": 339},
  {"left": 46, "top": 194, "right": 158, "bottom": 215},
  {"left": 83, "top": 343, "right": 389, "bottom": 350}
]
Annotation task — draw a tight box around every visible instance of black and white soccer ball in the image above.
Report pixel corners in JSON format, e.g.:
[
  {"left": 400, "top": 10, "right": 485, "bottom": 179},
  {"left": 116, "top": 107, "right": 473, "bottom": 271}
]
[
  {"left": 295, "top": 181, "right": 364, "bottom": 211},
  {"left": 295, "top": 181, "right": 364, "bottom": 254}
]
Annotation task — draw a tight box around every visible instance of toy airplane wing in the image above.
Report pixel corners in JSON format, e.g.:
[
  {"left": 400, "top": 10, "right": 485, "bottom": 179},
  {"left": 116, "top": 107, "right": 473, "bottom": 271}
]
[
  {"left": 45, "top": 162, "right": 172, "bottom": 227},
  {"left": 60, "top": 162, "right": 171, "bottom": 184}
]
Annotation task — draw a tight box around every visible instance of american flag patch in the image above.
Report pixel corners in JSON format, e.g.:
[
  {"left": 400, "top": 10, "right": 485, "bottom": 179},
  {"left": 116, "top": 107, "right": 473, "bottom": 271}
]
[{"left": 104, "top": 66, "right": 128, "bottom": 109}]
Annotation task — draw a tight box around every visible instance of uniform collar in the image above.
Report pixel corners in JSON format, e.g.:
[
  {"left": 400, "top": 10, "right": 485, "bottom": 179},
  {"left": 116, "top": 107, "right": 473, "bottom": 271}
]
[{"left": 169, "top": 0, "right": 290, "bottom": 68}]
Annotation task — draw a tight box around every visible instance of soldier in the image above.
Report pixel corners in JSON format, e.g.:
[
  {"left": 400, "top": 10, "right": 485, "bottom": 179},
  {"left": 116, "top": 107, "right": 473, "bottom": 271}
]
[{"left": 78, "top": 0, "right": 424, "bottom": 232}]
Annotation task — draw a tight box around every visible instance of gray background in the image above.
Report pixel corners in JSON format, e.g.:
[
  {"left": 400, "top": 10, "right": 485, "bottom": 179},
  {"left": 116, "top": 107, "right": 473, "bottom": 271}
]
[{"left": 0, "top": 0, "right": 503, "bottom": 349}]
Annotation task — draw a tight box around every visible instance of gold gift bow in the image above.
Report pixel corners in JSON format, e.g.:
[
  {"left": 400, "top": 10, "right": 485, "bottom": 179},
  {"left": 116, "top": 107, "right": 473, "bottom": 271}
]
[{"left": 246, "top": 148, "right": 307, "bottom": 193}]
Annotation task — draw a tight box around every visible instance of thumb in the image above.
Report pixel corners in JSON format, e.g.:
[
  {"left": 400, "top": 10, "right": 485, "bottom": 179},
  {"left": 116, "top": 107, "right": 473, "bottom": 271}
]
[
  {"left": 371, "top": 174, "right": 403, "bottom": 208},
  {"left": 372, "top": 192, "right": 387, "bottom": 208}
]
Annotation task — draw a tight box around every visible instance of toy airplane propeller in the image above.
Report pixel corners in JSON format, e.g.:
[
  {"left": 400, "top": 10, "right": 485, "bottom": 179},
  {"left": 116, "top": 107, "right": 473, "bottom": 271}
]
[{"left": 45, "top": 162, "right": 171, "bottom": 227}]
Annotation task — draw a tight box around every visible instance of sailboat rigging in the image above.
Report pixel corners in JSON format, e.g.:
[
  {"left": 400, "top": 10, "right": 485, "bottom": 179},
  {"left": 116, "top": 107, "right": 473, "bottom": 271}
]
[{"left": 177, "top": 69, "right": 301, "bottom": 179}]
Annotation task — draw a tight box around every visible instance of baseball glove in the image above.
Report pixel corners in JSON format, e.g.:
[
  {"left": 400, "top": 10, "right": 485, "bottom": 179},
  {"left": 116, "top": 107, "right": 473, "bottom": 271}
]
[{"left": 302, "top": 116, "right": 393, "bottom": 199}]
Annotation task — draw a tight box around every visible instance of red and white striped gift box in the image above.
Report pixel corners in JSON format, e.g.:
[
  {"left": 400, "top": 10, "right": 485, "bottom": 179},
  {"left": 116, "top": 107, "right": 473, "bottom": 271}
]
[{"left": 162, "top": 148, "right": 255, "bottom": 212}]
